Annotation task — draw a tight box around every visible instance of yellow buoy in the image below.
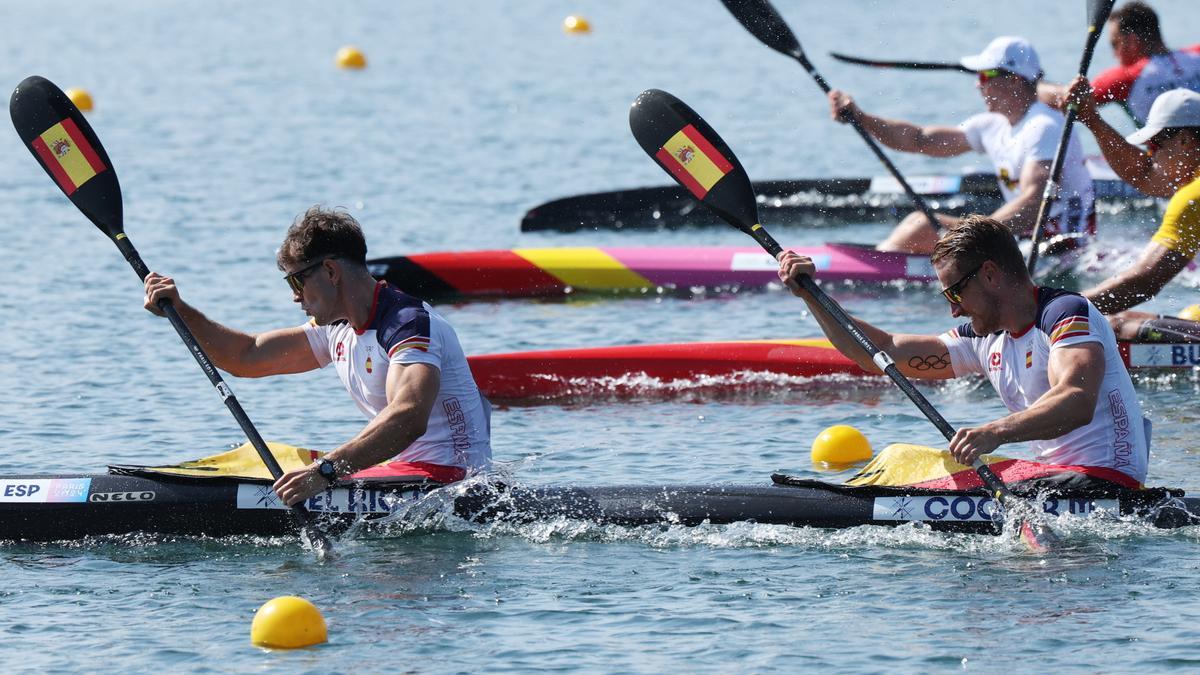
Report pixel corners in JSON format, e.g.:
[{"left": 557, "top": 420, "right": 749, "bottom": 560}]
[
  {"left": 1178, "top": 304, "right": 1200, "bottom": 322},
  {"left": 811, "top": 425, "right": 873, "bottom": 465},
  {"left": 335, "top": 46, "right": 367, "bottom": 70},
  {"left": 65, "top": 88, "right": 94, "bottom": 112},
  {"left": 251, "top": 596, "right": 328, "bottom": 649},
  {"left": 563, "top": 15, "right": 591, "bottom": 34}
]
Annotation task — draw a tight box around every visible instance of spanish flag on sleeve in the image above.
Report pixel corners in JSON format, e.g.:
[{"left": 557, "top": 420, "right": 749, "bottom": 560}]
[
  {"left": 1050, "top": 315, "right": 1089, "bottom": 344},
  {"left": 655, "top": 124, "right": 733, "bottom": 199},
  {"left": 30, "top": 118, "right": 106, "bottom": 195}
]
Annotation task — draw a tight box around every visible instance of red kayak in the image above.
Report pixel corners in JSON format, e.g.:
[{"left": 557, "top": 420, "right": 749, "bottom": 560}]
[{"left": 467, "top": 339, "right": 1200, "bottom": 400}]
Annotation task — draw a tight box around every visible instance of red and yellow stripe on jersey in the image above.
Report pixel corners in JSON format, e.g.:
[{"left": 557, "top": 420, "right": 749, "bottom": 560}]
[
  {"left": 654, "top": 124, "right": 733, "bottom": 199},
  {"left": 30, "top": 118, "right": 106, "bottom": 195},
  {"left": 388, "top": 335, "right": 430, "bottom": 357},
  {"left": 1050, "top": 315, "right": 1089, "bottom": 344}
]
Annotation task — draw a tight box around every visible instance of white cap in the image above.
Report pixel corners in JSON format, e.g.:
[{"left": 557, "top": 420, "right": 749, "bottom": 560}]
[
  {"left": 1125, "top": 89, "right": 1200, "bottom": 144},
  {"left": 960, "top": 36, "right": 1043, "bottom": 82}
]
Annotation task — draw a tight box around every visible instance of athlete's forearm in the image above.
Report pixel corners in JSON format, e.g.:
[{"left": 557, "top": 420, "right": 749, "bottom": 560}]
[
  {"left": 989, "top": 185, "right": 1042, "bottom": 237},
  {"left": 984, "top": 384, "right": 1096, "bottom": 445},
  {"left": 325, "top": 402, "right": 428, "bottom": 476},
  {"left": 1083, "top": 267, "right": 1169, "bottom": 314},
  {"left": 1080, "top": 116, "right": 1165, "bottom": 196},
  {"left": 163, "top": 301, "right": 266, "bottom": 375}
]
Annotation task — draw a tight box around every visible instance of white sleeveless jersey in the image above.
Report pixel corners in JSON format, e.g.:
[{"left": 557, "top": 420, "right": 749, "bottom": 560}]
[
  {"left": 938, "top": 288, "right": 1147, "bottom": 483},
  {"left": 303, "top": 282, "right": 491, "bottom": 471},
  {"left": 960, "top": 102, "right": 1095, "bottom": 236}
]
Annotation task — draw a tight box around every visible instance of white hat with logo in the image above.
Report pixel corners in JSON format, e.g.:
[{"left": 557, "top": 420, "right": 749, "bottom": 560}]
[
  {"left": 960, "top": 36, "right": 1043, "bottom": 81},
  {"left": 1125, "top": 88, "right": 1200, "bottom": 144}
]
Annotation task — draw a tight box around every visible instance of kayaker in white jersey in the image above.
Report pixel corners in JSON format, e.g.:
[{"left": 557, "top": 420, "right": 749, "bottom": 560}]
[
  {"left": 143, "top": 206, "right": 492, "bottom": 506},
  {"left": 778, "top": 215, "right": 1148, "bottom": 488},
  {"left": 827, "top": 36, "right": 1095, "bottom": 255}
]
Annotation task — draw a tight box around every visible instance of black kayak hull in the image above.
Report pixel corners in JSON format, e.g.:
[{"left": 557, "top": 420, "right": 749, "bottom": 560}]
[{"left": 0, "top": 472, "right": 1196, "bottom": 542}]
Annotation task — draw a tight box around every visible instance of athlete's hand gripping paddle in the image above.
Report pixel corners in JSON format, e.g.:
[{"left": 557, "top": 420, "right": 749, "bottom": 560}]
[
  {"left": 629, "top": 87, "right": 1058, "bottom": 552},
  {"left": 1026, "top": 0, "right": 1117, "bottom": 275},
  {"left": 9, "top": 75, "right": 333, "bottom": 558},
  {"left": 718, "top": 0, "right": 944, "bottom": 235}
]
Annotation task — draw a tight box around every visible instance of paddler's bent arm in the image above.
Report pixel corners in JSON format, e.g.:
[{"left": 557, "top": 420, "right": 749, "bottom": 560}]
[
  {"left": 827, "top": 90, "right": 971, "bottom": 157},
  {"left": 143, "top": 272, "right": 318, "bottom": 378},
  {"left": 273, "top": 362, "right": 441, "bottom": 506},
  {"left": 1082, "top": 242, "right": 1191, "bottom": 313},
  {"left": 950, "top": 343, "right": 1104, "bottom": 465},
  {"left": 1066, "top": 76, "right": 1175, "bottom": 198},
  {"left": 777, "top": 251, "right": 956, "bottom": 380}
]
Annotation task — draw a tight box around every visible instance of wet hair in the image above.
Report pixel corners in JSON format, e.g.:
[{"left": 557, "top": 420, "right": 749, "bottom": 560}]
[
  {"left": 1109, "top": 2, "right": 1162, "bottom": 45},
  {"left": 930, "top": 215, "right": 1028, "bottom": 279},
  {"left": 276, "top": 206, "right": 368, "bottom": 270}
]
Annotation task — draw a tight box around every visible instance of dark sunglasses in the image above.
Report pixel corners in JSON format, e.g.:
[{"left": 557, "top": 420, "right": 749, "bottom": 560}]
[
  {"left": 939, "top": 262, "right": 985, "bottom": 304},
  {"left": 284, "top": 256, "right": 335, "bottom": 293},
  {"left": 976, "top": 68, "right": 1007, "bottom": 85}
]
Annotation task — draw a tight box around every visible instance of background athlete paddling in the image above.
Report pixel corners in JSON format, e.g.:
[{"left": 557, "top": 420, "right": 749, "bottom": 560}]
[{"left": 826, "top": 37, "right": 1095, "bottom": 254}]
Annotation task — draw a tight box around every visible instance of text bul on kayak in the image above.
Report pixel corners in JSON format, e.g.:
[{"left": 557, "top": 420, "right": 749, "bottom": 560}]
[
  {"left": 142, "top": 206, "right": 492, "bottom": 506},
  {"left": 829, "top": 36, "right": 1094, "bottom": 255},
  {"left": 778, "top": 215, "right": 1147, "bottom": 489}
]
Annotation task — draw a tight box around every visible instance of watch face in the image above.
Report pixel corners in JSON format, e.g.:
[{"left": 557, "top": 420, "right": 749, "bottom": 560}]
[{"left": 319, "top": 460, "right": 336, "bottom": 481}]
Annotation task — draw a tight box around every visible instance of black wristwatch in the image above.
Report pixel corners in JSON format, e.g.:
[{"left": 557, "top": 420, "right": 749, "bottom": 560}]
[{"left": 316, "top": 458, "right": 339, "bottom": 484}]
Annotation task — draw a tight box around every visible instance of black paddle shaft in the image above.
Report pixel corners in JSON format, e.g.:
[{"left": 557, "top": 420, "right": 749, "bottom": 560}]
[
  {"left": 1027, "top": 0, "right": 1117, "bottom": 276},
  {"left": 829, "top": 52, "right": 975, "bottom": 74},
  {"left": 719, "top": 0, "right": 944, "bottom": 233},
  {"left": 9, "top": 75, "right": 331, "bottom": 555}
]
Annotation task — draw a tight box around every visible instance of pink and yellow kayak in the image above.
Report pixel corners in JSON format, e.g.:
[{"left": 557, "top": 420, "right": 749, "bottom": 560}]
[
  {"left": 467, "top": 339, "right": 1200, "bottom": 400},
  {"left": 367, "top": 243, "right": 935, "bottom": 301}
]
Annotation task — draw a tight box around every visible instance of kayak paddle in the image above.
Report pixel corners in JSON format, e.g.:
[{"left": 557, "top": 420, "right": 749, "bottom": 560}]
[
  {"left": 629, "top": 87, "right": 1058, "bottom": 551},
  {"left": 1026, "top": 0, "right": 1117, "bottom": 276},
  {"left": 719, "top": 0, "right": 944, "bottom": 234},
  {"left": 829, "top": 52, "right": 974, "bottom": 74},
  {"left": 9, "top": 75, "right": 333, "bottom": 558}
]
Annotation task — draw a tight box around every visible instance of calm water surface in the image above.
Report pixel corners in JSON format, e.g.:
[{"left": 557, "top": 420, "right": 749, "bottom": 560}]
[{"left": 2, "top": 0, "right": 1200, "bottom": 671}]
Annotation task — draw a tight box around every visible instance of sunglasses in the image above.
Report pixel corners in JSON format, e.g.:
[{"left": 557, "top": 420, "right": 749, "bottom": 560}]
[
  {"left": 976, "top": 68, "right": 1007, "bottom": 85},
  {"left": 284, "top": 256, "right": 335, "bottom": 293},
  {"left": 939, "top": 262, "right": 984, "bottom": 304}
]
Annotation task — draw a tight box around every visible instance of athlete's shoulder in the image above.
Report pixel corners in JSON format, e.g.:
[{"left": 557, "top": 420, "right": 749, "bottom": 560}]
[
  {"left": 1091, "top": 60, "right": 1146, "bottom": 101},
  {"left": 1021, "top": 103, "right": 1063, "bottom": 132},
  {"left": 1036, "top": 287, "right": 1092, "bottom": 342},
  {"left": 371, "top": 285, "right": 432, "bottom": 355}
]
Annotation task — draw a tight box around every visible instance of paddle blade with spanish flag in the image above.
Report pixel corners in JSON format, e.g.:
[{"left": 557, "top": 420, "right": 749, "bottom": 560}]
[
  {"left": 10, "top": 75, "right": 123, "bottom": 236},
  {"left": 629, "top": 89, "right": 760, "bottom": 238}
]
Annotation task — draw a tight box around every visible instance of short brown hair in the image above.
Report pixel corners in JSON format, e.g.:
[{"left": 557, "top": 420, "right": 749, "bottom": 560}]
[
  {"left": 277, "top": 206, "right": 368, "bottom": 270},
  {"left": 1110, "top": 2, "right": 1162, "bottom": 45},
  {"left": 930, "top": 215, "right": 1028, "bottom": 278}
]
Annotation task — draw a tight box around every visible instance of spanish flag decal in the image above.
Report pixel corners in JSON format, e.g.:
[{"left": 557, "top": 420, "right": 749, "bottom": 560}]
[
  {"left": 30, "top": 118, "right": 106, "bottom": 195},
  {"left": 1025, "top": 349, "right": 1033, "bottom": 368},
  {"left": 655, "top": 124, "right": 733, "bottom": 199}
]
